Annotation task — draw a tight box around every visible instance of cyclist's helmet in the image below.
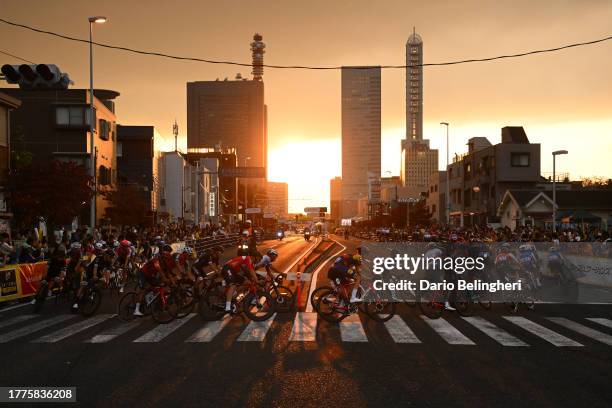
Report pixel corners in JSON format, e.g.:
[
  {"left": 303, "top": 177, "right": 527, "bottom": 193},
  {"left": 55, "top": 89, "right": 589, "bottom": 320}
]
[
  {"left": 500, "top": 243, "right": 511, "bottom": 252},
  {"left": 120, "top": 239, "right": 131, "bottom": 247},
  {"left": 113, "top": 240, "right": 120, "bottom": 248},
  {"left": 162, "top": 244, "right": 173, "bottom": 253},
  {"left": 70, "top": 242, "right": 82, "bottom": 250},
  {"left": 183, "top": 246, "right": 194, "bottom": 255},
  {"left": 519, "top": 244, "right": 531, "bottom": 252},
  {"left": 94, "top": 242, "right": 104, "bottom": 251},
  {"left": 352, "top": 254, "right": 362, "bottom": 266},
  {"left": 267, "top": 249, "right": 278, "bottom": 258}
]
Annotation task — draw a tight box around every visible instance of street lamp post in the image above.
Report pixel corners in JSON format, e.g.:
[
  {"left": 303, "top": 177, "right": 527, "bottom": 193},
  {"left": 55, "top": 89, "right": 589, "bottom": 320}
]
[
  {"left": 440, "top": 122, "right": 450, "bottom": 226},
  {"left": 243, "top": 156, "right": 251, "bottom": 221},
  {"left": 552, "top": 150, "right": 568, "bottom": 233},
  {"left": 88, "top": 16, "right": 106, "bottom": 232}
]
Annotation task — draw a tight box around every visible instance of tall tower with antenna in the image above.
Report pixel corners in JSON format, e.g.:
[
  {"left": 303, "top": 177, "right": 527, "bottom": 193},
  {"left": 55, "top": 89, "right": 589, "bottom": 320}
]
[
  {"left": 251, "top": 33, "right": 265, "bottom": 81},
  {"left": 172, "top": 119, "right": 179, "bottom": 152},
  {"left": 406, "top": 27, "right": 423, "bottom": 141}
]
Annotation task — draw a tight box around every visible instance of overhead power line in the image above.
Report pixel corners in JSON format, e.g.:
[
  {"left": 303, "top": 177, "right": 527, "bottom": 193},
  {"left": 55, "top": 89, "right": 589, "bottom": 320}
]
[
  {"left": 0, "top": 48, "right": 35, "bottom": 64},
  {"left": 1, "top": 17, "right": 611, "bottom": 70}
]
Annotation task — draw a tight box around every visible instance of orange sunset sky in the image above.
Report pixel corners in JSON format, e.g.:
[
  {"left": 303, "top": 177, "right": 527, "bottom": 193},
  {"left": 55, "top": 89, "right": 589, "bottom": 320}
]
[{"left": 1, "top": 0, "right": 611, "bottom": 213}]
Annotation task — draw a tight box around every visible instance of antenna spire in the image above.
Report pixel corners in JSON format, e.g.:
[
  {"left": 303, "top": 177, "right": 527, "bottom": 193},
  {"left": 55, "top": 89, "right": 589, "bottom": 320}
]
[{"left": 172, "top": 119, "right": 179, "bottom": 152}]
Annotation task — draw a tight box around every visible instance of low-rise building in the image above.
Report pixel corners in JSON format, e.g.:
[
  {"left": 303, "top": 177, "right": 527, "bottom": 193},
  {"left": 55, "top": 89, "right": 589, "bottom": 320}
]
[
  {"left": 0, "top": 92, "right": 21, "bottom": 233},
  {"left": 426, "top": 171, "right": 446, "bottom": 224}
]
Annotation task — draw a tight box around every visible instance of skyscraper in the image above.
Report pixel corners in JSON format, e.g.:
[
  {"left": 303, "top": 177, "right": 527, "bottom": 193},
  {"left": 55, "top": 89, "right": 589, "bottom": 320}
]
[
  {"left": 401, "top": 29, "right": 438, "bottom": 195},
  {"left": 406, "top": 28, "right": 423, "bottom": 141},
  {"left": 341, "top": 66, "right": 381, "bottom": 218}
]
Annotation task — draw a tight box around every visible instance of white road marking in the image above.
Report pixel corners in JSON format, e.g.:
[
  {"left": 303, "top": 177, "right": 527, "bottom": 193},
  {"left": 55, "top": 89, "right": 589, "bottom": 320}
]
[
  {"left": 237, "top": 314, "right": 277, "bottom": 342},
  {"left": 503, "top": 316, "right": 583, "bottom": 347},
  {"left": 462, "top": 316, "right": 528, "bottom": 346},
  {"left": 186, "top": 315, "right": 232, "bottom": 342},
  {"left": 289, "top": 312, "right": 317, "bottom": 341},
  {"left": 33, "top": 314, "right": 114, "bottom": 343},
  {"left": 0, "top": 315, "right": 74, "bottom": 343},
  {"left": 421, "top": 316, "right": 475, "bottom": 345},
  {"left": 0, "top": 314, "right": 38, "bottom": 330},
  {"left": 587, "top": 318, "right": 612, "bottom": 330},
  {"left": 133, "top": 314, "right": 196, "bottom": 343},
  {"left": 305, "top": 239, "right": 346, "bottom": 313},
  {"left": 340, "top": 314, "right": 368, "bottom": 342},
  {"left": 383, "top": 315, "right": 421, "bottom": 343},
  {"left": 85, "top": 319, "right": 141, "bottom": 343},
  {"left": 547, "top": 317, "right": 612, "bottom": 346}
]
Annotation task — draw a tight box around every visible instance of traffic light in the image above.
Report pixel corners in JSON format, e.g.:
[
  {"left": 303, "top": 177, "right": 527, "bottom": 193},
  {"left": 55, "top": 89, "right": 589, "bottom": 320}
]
[{"left": 1, "top": 64, "right": 72, "bottom": 89}]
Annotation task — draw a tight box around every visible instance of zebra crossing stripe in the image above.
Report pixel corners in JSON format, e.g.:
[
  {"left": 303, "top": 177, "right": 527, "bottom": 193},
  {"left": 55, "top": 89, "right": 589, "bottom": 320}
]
[
  {"left": 383, "top": 315, "right": 421, "bottom": 343},
  {"left": 420, "top": 316, "right": 475, "bottom": 345},
  {"left": 503, "top": 316, "right": 583, "bottom": 347},
  {"left": 0, "top": 314, "right": 38, "bottom": 330},
  {"left": 0, "top": 315, "right": 74, "bottom": 343},
  {"left": 289, "top": 312, "right": 317, "bottom": 342},
  {"left": 186, "top": 315, "right": 232, "bottom": 343},
  {"left": 86, "top": 320, "right": 141, "bottom": 343},
  {"left": 547, "top": 317, "right": 612, "bottom": 346},
  {"left": 462, "top": 316, "right": 528, "bottom": 347},
  {"left": 237, "top": 314, "right": 277, "bottom": 342},
  {"left": 133, "top": 314, "right": 196, "bottom": 343},
  {"left": 586, "top": 318, "right": 612, "bottom": 330},
  {"left": 32, "top": 314, "right": 114, "bottom": 343},
  {"left": 340, "top": 314, "right": 368, "bottom": 342}
]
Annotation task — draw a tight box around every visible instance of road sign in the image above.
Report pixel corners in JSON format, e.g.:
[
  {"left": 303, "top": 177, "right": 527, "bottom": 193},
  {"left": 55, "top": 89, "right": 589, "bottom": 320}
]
[
  {"left": 245, "top": 207, "right": 262, "bottom": 214},
  {"left": 304, "top": 207, "right": 327, "bottom": 213},
  {"left": 263, "top": 213, "right": 276, "bottom": 219},
  {"left": 219, "top": 167, "right": 266, "bottom": 178}
]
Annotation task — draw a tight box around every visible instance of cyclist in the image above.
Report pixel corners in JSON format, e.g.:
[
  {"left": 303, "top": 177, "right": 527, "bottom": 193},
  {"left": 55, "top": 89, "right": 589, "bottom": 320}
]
[
  {"left": 177, "top": 246, "right": 196, "bottom": 280},
  {"left": 518, "top": 243, "right": 541, "bottom": 289},
  {"left": 254, "top": 249, "right": 282, "bottom": 282},
  {"left": 133, "top": 245, "right": 178, "bottom": 316},
  {"left": 327, "top": 253, "right": 362, "bottom": 303},
  {"left": 221, "top": 247, "right": 258, "bottom": 312},
  {"left": 495, "top": 243, "right": 521, "bottom": 283}
]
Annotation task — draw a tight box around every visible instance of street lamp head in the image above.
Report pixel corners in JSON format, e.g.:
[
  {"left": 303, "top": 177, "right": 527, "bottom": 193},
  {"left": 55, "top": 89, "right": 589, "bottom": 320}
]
[
  {"left": 552, "top": 150, "right": 568, "bottom": 156},
  {"left": 440, "top": 122, "right": 449, "bottom": 126},
  {"left": 88, "top": 16, "right": 107, "bottom": 23}
]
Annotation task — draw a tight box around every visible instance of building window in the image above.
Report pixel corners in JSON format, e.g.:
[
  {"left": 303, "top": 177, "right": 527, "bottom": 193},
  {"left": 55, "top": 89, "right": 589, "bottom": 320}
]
[
  {"left": 511, "top": 153, "right": 530, "bottom": 167},
  {"left": 99, "top": 119, "right": 109, "bottom": 140},
  {"left": 56, "top": 106, "right": 93, "bottom": 126}
]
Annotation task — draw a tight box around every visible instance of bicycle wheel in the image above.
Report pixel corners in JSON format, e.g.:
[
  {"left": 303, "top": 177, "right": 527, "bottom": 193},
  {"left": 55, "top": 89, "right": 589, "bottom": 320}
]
[
  {"left": 315, "top": 287, "right": 344, "bottom": 323},
  {"left": 198, "top": 286, "right": 225, "bottom": 321},
  {"left": 80, "top": 287, "right": 102, "bottom": 317},
  {"left": 176, "top": 287, "right": 195, "bottom": 318},
  {"left": 310, "top": 285, "right": 334, "bottom": 313},
  {"left": 454, "top": 290, "right": 473, "bottom": 317},
  {"left": 270, "top": 285, "right": 294, "bottom": 312},
  {"left": 418, "top": 290, "right": 443, "bottom": 319},
  {"left": 33, "top": 281, "right": 49, "bottom": 313},
  {"left": 364, "top": 298, "right": 396, "bottom": 322},
  {"left": 243, "top": 290, "right": 275, "bottom": 321},
  {"left": 151, "top": 292, "right": 179, "bottom": 324},
  {"left": 118, "top": 291, "right": 137, "bottom": 321}
]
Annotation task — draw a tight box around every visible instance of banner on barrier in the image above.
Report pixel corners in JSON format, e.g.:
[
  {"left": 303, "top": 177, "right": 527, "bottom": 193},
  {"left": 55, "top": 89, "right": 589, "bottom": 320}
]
[{"left": 0, "top": 262, "right": 47, "bottom": 303}]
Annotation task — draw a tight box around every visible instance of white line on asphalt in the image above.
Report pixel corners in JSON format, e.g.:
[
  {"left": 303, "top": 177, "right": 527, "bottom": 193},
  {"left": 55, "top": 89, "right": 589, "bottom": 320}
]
[
  {"left": 0, "top": 314, "right": 38, "bottom": 330},
  {"left": 587, "top": 318, "right": 612, "bottom": 329},
  {"left": 289, "top": 312, "right": 318, "bottom": 341},
  {"left": 133, "top": 314, "right": 196, "bottom": 343},
  {"left": 462, "top": 316, "right": 528, "bottom": 347},
  {"left": 421, "top": 316, "right": 475, "bottom": 345},
  {"left": 503, "top": 316, "right": 583, "bottom": 347},
  {"left": 305, "top": 239, "right": 346, "bottom": 313},
  {"left": 186, "top": 315, "right": 232, "bottom": 342},
  {"left": 547, "top": 317, "right": 612, "bottom": 346},
  {"left": 340, "top": 314, "right": 368, "bottom": 342},
  {"left": 237, "top": 314, "right": 277, "bottom": 342},
  {"left": 383, "top": 315, "right": 421, "bottom": 343},
  {"left": 85, "top": 319, "right": 142, "bottom": 343},
  {"left": 32, "top": 314, "right": 114, "bottom": 343},
  {"left": 283, "top": 237, "right": 319, "bottom": 274},
  {"left": 0, "top": 314, "right": 74, "bottom": 343}
]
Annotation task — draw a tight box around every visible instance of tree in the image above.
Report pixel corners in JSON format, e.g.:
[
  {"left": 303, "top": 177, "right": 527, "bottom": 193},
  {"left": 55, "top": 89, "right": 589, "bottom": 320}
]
[
  {"left": 580, "top": 176, "right": 612, "bottom": 190},
  {"left": 103, "top": 184, "right": 150, "bottom": 226},
  {"left": 8, "top": 160, "right": 93, "bottom": 231}
]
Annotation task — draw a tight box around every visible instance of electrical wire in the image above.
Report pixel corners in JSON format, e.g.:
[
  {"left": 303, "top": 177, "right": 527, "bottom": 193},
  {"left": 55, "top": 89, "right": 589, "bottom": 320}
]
[
  {"left": 1, "top": 17, "right": 611, "bottom": 70},
  {"left": 0, "top": 48, "right": 35, "bottom": 64}
]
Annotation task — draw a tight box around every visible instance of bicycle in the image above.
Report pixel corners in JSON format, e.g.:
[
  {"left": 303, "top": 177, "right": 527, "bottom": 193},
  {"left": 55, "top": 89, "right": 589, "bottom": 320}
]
[
  {"left": 199, "top": 279, "right": 275, "bottom": 322},
  {"left": 118, "top": 284, "right": 180, "bottom": 324},
  {"left": 314, "top": 282, "right": 396, "bottom": 323}
]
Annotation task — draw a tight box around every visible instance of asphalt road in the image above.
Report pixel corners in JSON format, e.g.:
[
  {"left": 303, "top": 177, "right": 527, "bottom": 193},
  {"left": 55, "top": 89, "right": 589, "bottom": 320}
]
[{"left": 0, "top": 235, "right": 611, "bottom": 407}]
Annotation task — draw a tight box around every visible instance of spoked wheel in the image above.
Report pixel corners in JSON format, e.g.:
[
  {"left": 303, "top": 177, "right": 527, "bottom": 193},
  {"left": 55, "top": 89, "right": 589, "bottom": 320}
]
[
  {"left": 364, "top": 299, "right": 396, "bottom": 322},
  {"left": 310, "top": 286, "right": 334, "bottom": 313},
  {"left": 175, "top": 287, "right": 195, "bottom": 318},
  {"left": 454, "top": 290, "right": 473, "bottom": 317},
  {"left": 270, "top": 285, "right": 294, "bottom": 312},
  {"left": 315, "top": 288, "right": 344, "bottom": 323},
  {"left": 80, "top": 287, "right": 102, "bottom": 317},
  {"left": 243, "top": 290, "right": 276, "bottom": 321},
  {"left": 118, "top": 291, "right": 138, "bottom": 321},
  {"left": 151, "top": 292, "right": 179, "bottom": 324},
  {"left": 418, "top": 290, "right": 444, "bottom": 319},
  {"left": 198, "top": 286, "right": 226, "bottom": 321},
  {"left": 478, "top": 299, "right": 493, "bottom": 310}
]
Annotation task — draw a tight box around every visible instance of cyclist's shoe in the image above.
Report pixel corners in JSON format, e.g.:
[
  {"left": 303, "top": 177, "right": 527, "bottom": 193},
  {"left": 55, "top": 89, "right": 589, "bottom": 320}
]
[
  {"left": 444, "top": 301, "right": 456, "bottom": 311},
  {"left": 119, "top": 286, "right": 125, "bottom": 294},
  {"left": 72, "top": 303, "right": 79, "bottom": 311},
  {"left": 30, "top": 299, "right": 37, "bottom": 305},
  {"left": 133, "top": 310, "right": 144, "bottom": 317}
]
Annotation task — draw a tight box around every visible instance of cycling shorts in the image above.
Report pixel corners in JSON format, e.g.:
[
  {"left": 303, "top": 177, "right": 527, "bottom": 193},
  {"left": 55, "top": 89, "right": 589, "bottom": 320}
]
[
  {"left": 221, "top": 264, "right": 246, "bottom": 285},
  {"left": 138, "top": 270, "right": 160, "bottom": 289}
]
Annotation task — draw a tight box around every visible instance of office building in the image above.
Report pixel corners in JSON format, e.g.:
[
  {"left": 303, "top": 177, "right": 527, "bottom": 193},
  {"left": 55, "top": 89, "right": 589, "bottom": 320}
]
[
  {"left": 406, "top": 29, "right": 423, "bottom": 141},
  {"left": 265, "top": 181, "right": 288, "bottom": 218},
  {"left": 341, "top": 66, "right": 381, "bottom": 219},
  {"left": 330, "top": 177, "right": 343, "bottom": 225},
  {"left": 400, "top": 139, "right": 438, "bottom": 193}
]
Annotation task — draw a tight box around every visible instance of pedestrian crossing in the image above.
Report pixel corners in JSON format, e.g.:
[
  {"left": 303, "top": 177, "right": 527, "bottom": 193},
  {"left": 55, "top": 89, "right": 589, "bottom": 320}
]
[{"left": 1, "top": 311, "right": 611, "bottom": 348}]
